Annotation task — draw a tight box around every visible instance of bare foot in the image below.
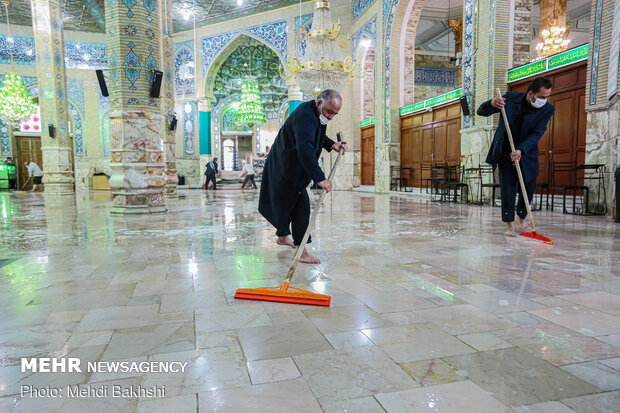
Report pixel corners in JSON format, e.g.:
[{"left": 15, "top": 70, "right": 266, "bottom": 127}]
[
  {"left": 504, "top": 222, "right": 516, "bottom": 237},
  {"left": 300, "top": 248, "right": 321, "bottom": 264},
  {"left": 276, "top": 236, "right": 295, "bottom": 248},
  {"left": 515, "top": 216, "right": 530, "bottom": 232}
]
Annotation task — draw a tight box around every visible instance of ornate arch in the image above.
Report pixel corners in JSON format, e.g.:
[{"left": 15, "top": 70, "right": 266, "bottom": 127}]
[{"left": 212, "top": 93, "right": 241, "bottom": 159}]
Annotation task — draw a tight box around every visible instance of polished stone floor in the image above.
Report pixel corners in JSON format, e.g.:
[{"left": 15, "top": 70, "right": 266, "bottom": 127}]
[{"left": 0, "top": 189, "right": 619, "bottom": 412}]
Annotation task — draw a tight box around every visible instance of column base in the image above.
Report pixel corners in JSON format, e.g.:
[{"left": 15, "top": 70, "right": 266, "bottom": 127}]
[{"left": 111, "top": 205, "right": 168, "bottom": 214}]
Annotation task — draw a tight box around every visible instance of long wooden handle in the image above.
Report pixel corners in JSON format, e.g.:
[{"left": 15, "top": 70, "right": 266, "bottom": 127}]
[
  {"left": 496, "top": 88, "right": 536, "bottom": 232},
  {"left": 284, "top": 137, "right": 344, "bottom": 284}
]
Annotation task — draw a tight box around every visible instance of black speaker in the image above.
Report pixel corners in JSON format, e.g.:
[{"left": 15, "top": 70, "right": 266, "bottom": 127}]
[
  {"left": 169, "top": 115, "right": 177, "bottom": 131},
  {"left": 95, "top": 69, "right": 109, "bottom": 97},
  {"left": 460, "top": 96, "right": 471, "bottom": 117},
  {"left": 48, "top": 124, "right": 56, "bottom": 138},
  {"left": 150, "top": 70, "right": 163, "bottom": 98}
]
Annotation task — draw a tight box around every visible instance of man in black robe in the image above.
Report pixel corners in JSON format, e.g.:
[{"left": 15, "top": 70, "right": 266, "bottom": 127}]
[
  {"left": 258, "top": 89, "right": 348, "bottom": 264},
  {"left": 477, "top": 77, "right": 554, "bottom": 236},
  {"left": 204, "top": 157, "right": 219, "bottom": 190}
]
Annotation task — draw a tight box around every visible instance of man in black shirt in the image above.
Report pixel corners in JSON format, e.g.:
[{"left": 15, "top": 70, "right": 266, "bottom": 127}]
[
  {"left": 204, "top": 157, "right": 219, "bottom": 190},
  {"left": 477, "top": 77, "right": 555, "bottom": 237}
]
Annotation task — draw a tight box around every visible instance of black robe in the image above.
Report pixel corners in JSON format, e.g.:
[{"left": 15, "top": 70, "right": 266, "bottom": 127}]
[
  {"left": 258, "top": 100, "right": 335, "bottom": 230},
  {"left": 477, "top": 92, "right": 554, "bottom": 182}
]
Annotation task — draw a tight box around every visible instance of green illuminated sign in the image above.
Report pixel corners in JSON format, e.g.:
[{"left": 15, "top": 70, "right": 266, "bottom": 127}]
[
  {"left": 360, "top": 117, "right": 375, "bottom": 127},
  {"left": 425, "top": 88, "right": 463, "bottom": 108},
  {"left": 548, "top": 44, "right": 589, "bottom": 70},
  {"left": 400, "top": 102, "right": 425, "bottom": 116},
  {"left": 508, "top": 44, "right": 589, "bottom": 82},
  {"left": 508, "top": 60, "right": 547, "bottom": 82},
  {"left": 400, "top": 88, "right": 463, "bottom": 116}
]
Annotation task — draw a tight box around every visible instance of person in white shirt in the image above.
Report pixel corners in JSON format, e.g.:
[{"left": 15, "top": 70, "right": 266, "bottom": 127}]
[
  {"left": 239, "top": 156, "right": 257, "bottom": 189},
  {"left": 24, "top": 161, "right": 43, "bottom": 192}
]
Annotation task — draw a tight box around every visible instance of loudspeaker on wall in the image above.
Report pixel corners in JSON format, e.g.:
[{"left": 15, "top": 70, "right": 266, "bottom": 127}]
[
  {"left": 460, "top": 96, "right": 471, "bottom": 117},
  {"left": 169, "top": 115, "right": 177, "bottom": 131},
  {"left": 95, "top": 69, "right": 109, "bottom": 97},
  {"left": 150, "top": 71, "right": 163, "bottom": 98}
]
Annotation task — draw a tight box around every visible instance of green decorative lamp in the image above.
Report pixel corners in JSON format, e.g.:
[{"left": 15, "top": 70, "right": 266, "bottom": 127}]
[
  {"left": 235, "top": 78, "right": 266, "bottom": 127},
  {"left": 0, "top": 73, "right": 36, "bottom": 127}
]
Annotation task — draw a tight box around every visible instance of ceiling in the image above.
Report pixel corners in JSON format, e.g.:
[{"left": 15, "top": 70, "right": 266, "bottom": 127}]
[
  {"left": 415, "top": 0, "right": 590, "bottom": 54},
  {"left": 0, "top": 0, "right": 309, "bottom": 34}
]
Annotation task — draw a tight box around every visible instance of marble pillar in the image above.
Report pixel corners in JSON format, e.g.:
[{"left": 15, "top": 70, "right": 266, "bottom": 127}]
[
  {"left": 513, "top": 0, "right": 533, "bottom": 66},
  {"left": 160, "top": 0, "right": 178, "bottom": 197},
  {"left": 106, "top": 0, "right": 166, "bottom": 214},
  {"left": 30, "top": 0, "right": 75, "bottom": 194},
  {"left": 448, "top": 18, "right": 463, "bottom": 88},
  {"left": 461, "top": 0, "right": 511, "bottom": 169},
  {"left": 288, "top": 85, "right": 303, "bottom": 114}
]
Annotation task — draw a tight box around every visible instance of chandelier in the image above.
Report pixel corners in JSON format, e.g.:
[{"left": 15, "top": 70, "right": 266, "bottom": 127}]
[
  {"left": 288, "top": 1, "right": 356, "bottom": 96},
  {"left": 536, "top": 0, "right": 570, "bottom": 60},
  {"left": 0, "top": 73, "right": 36, "bottom": 127},
  {"left": 0, "top": 1, "right": 36, "bottom": 126},
  {"left": 235, "top": 79, "right": 266, "bottom": 126}
]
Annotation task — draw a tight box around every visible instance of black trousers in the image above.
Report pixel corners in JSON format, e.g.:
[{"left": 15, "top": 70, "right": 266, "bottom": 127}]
[
  {"left": 241, "top": 174, "right": 257, "bottom": 188},
  {"left": 498, "top": 160, "right": 536, "bottom": 222},
  {"left": 205, "top": 174, "right": 217, "bottom": 190},
  {"left": 275, "top": 189, "right": 311, "bottom": 245}
]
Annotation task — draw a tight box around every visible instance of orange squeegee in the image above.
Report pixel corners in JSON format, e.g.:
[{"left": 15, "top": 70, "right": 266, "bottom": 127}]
[
  {"left": 235, "top": 134, "right": 346, "bottom": 306},
  {"left": 497, "top": 88, "right": 553, "bottom": 245}
]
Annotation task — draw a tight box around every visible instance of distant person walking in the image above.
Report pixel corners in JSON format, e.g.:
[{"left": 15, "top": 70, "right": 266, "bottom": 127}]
[
  {"left": 239, "top": 157, "right": 257, "bottom": 189},
  {"left": 24, "top": 161, "right": 43, "bottom": 192},
  {"left": 204, "top": 157, "right": 219, "bottom": 190}
]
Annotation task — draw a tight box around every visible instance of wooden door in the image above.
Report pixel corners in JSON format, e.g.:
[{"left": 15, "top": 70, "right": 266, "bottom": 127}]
[
  {"left": 400, "top": 101, "right": 461, "bottom": 187},
  {"left": 361, "top": 125, "right": 375, "bottom": 185},
  {"left": 16, "top": 136, "right": 43, "bottom": 190},
  {"left": 508, "top": 61, "right": 587, "bottom": 192}
]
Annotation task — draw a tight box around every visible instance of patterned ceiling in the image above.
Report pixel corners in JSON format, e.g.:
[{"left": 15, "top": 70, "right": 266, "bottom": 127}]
[
  {"left": 1, "top": 0, "right": 105, "bottom": 33},
  {"left": 0, "top": 0, "right": 309, "bottom": 34}
]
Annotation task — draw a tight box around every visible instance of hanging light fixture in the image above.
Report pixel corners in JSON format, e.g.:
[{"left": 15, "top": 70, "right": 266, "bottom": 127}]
[
  {"left": 0, "top": 1, "right": 36, "bottom": 126},
  {"left": 535, "top": 0, "right": 570, "bottom": 59},
  {"left": 288, "top": 1, "right": 356, "bottom": 96},
  {"left": 236, "top": 78, "right": 266, "bottom": 126}
]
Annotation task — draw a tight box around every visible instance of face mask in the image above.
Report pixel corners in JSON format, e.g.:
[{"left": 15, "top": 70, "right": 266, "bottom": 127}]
[
  {"left": 319, "top": 114, "right": 330, "bottom": 125},
  {"left": 530, "top": 94, "right": 547, "bottom": 109}
]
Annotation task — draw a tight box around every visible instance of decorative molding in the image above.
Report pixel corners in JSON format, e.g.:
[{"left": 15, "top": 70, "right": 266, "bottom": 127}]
[
  {"left": 353, "top": 0, "right": 376, "bottom": 22},
  {"left": 174, "top": 41, "right": 196, "bottom": 97},
  {"left": 462, "top": 0, "right": 477, "bottom": 128},
  {"left": 415, "top": 67, "right": 455, "bottom": 86},
  {"left": 352, "top": 15, "right": 378, "bottom": 53},
  {"left": 0, "top": 35, "right": 107, "bottom": 69},
  {"left": 202, "top": 21, "right": 288, "bottom": 80},
  {"left": 183, "top": 100, "right": 197, "bottom": 157},
  {"left": 590, "top": 0, "right": 604, "bottom": 105}
]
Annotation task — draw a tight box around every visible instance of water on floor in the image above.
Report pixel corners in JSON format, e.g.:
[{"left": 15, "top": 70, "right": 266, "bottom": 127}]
[{"left": 0, "top": 189, "right": 618, "bottom": 412}]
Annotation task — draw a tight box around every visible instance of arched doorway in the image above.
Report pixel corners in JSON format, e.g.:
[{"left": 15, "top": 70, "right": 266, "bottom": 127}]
[{"left": 204, "top": 35, "right": 286, "bottom": 160}]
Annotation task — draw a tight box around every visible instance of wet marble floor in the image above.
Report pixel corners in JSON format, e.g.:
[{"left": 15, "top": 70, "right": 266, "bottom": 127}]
[{"left": 0, "top": 189, "right": 618, "bottom": 412}]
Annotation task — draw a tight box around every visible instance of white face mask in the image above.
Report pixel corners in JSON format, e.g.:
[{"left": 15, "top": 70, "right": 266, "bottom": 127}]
[
  {"left": 319, "top": 113, "right": 330, "bottom": 125},
  {"left": 530, "top": 94, "right": 547, "bottom": 109}
]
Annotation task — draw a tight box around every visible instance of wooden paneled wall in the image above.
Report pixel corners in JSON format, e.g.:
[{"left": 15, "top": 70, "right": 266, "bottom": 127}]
[
  {"left": 400, "top": 101, "right": 462, "bottom": 187},
  {"left": 361, "top": 125, "right": 375, "bottom": 186}
]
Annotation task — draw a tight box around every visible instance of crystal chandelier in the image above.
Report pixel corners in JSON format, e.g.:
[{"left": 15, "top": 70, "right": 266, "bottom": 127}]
[
  {"left": 235, "top": 79, "right": 266, "bottom": 126},
  {"left": 535, "top": 0, "right": 570, "bottom": 60},
  {"left": 0, "top": 73, "right": 37, "bottom": 126},
  {"left": 289, "top": 1, "right": 356, "bottom": 97},
  {"left": 0, "top": 1, "right": 36, "bottom": 126},
  {"left": 536, "top": 19, "right": 570, "bottom": 59}
]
